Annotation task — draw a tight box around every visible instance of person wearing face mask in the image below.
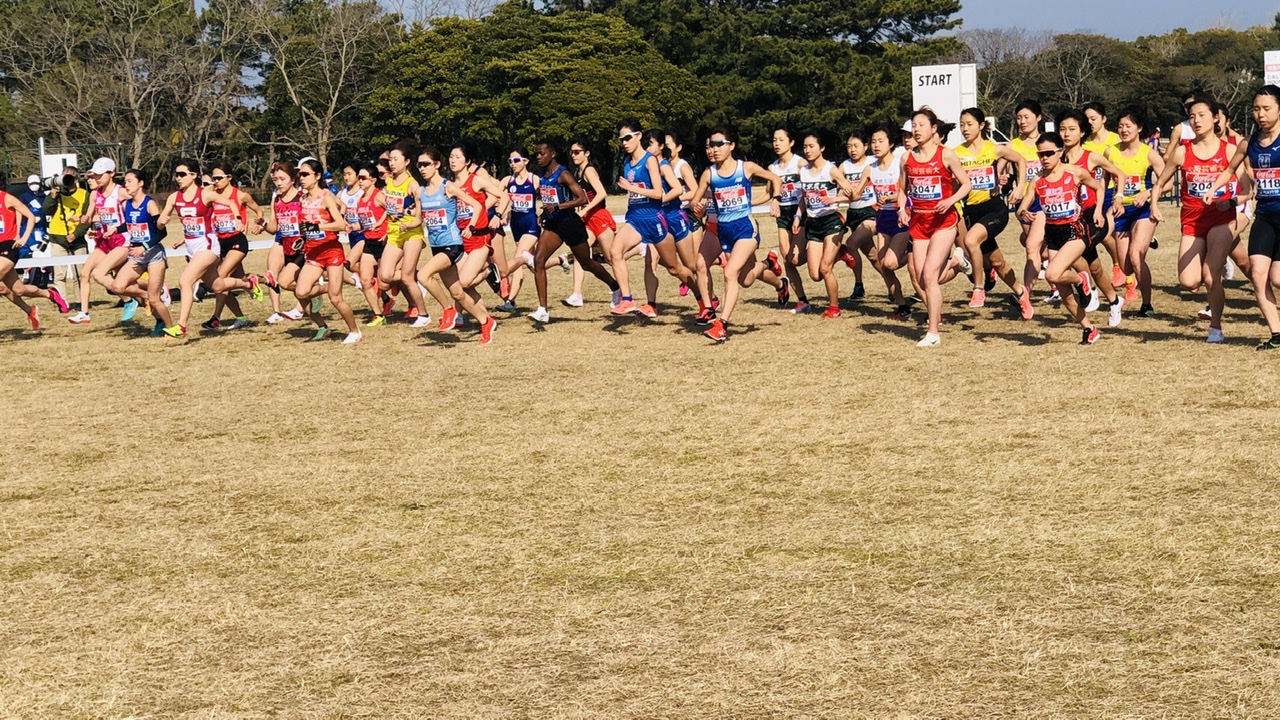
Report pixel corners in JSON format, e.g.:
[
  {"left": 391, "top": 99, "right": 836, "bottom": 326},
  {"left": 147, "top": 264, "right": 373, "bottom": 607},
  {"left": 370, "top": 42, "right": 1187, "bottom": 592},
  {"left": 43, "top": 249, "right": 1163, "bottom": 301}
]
[{"left": 17, "top": 175, "right": 48, "bottom": 259}]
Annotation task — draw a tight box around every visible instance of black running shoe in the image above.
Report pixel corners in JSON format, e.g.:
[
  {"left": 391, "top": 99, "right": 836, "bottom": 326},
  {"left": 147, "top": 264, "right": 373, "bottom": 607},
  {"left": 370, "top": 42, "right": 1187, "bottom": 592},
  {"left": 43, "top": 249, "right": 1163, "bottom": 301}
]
[
  {"left": 1258, "top": 334, "right": 1280, "bottom": 351},
  {"left": 201, "top": 317, "right": 221, "bottom": 330},
  {"left": 984, "top": 267, "right": 998, "bottom": 292},
  {"left": 776, "top": 277, "right": 791, "bottom": 308},
  {"left": 694, "top": 307, "right": 716, "bottom": 326},
  {"left": 1138, "top": 303, "right": 1155, "bottom": 318},
  {"left": 1080, "top": 326, "right": 1100, "bottom": 345},
  {"left": 484, "top": 263, "right": 501, "bottom": 294},
  {"left": 850, "top": 283, "right": 865, "bottom": 301}
]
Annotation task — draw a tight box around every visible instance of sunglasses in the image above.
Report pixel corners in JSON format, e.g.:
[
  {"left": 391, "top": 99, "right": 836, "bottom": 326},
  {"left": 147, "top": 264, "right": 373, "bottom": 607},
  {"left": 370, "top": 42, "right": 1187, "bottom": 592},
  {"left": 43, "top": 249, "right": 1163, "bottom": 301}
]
[
  {"left": 358, "top": 175, "right": 373, "bottom": 181},
  {"left": 174, "top": 172, "right": 193, "bottom": 178},
  {"left": 211, "top": 174, "right": 228, "bottom": 182},
  {"left": 570, "top": 149, "right": 584, "bottom": 156},
  {"left": 298, "top": 170, "right": 315, "bottom": 178},
  {"left": 201, "top": 181, "right": 213, "bottom": 186},
  {"left": 1036, "top": 150, "right": 1059, "bottom": 158},
  {"left": 707, "top": 140, "right": 730, "bottom": 148},
  {"left": 509, "top": 157, "right": 525, "bottom": 164},
  {"left": 617, "top": 132, "right": 639, "bottom": 143},
  {"left": 416, "top": 161, "right": 433, "bottom": 168}
]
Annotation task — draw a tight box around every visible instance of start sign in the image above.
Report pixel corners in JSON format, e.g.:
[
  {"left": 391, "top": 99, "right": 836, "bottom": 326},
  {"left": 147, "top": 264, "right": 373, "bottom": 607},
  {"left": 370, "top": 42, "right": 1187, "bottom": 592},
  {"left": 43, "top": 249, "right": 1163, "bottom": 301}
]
[{"left": 910, "top": 64, "right": 977, "bottom": 146}]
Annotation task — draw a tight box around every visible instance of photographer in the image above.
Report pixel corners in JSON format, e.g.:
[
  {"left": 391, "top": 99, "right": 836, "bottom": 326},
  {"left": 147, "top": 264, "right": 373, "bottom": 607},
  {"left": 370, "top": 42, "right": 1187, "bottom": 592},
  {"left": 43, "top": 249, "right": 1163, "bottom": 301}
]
[{"left": 40, "top": 166, "right": 88, "bottom": 299}]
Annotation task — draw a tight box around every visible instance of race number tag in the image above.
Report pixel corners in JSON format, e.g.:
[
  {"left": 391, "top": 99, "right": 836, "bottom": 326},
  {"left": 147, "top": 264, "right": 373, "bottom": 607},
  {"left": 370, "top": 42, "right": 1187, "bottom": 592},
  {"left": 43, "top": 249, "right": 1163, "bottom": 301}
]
[
  {"left": 423, "top": 208, "right": 449, "bottom": 229},
  {"left": 968, "top": 166, "right": 996, "bottom": 191},
  {"left": 127, "top": 222, "right": 150, "bottom": 243},
  {"left": 1255, "top": 168, "right": 1280, "bottom": 198},
  {"left": 277, "top": 210, "right": 300, "bottom": 237},
  {"left": 714, "top": 186, "right": 747, "bottom": 212},
  {"left": 908, "top": 175, "right": 943, "bottom": 201},
  {"left": 513, "top": 192, "right": 535, "bottom": 211}
]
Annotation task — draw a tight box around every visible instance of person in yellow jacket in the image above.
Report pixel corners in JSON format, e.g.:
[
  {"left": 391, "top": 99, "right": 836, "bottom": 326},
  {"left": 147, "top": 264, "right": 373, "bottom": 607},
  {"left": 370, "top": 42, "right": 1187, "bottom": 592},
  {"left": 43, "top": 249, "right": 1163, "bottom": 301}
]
[{"left": 40, "top": 165, "right": 89, "bottom": 299}]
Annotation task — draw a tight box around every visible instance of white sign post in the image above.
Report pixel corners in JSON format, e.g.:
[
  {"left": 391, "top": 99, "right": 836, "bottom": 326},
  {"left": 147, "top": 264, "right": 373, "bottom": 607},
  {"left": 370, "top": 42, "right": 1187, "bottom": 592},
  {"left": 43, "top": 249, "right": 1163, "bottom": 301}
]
[
  {"left": 36, "top": 137, "right": 77, "bottom": 182},
  {"left": 1266, "top": 50, "right": 1280, "bottom": 86},
  {"left": 911, "top": 63, "right": 977, "bottom": 146}
]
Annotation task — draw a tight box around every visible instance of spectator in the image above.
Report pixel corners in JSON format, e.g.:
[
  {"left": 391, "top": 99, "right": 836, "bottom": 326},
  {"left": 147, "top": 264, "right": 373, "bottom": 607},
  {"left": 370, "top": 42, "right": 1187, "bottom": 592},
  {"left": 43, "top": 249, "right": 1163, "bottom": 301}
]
[
  {"left": 41, "top": 165, "right": 89, "bottom": 299},
  {"left": 18, "top": 175, "right": 48, "bottom": 255}
]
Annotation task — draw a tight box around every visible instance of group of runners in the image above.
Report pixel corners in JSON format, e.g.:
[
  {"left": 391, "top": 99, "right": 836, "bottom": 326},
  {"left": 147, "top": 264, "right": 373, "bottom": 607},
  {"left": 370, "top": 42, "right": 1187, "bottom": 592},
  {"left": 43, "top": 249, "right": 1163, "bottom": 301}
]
[{"left": 1, "top": 83, "right": 1278, "bottom": 347}]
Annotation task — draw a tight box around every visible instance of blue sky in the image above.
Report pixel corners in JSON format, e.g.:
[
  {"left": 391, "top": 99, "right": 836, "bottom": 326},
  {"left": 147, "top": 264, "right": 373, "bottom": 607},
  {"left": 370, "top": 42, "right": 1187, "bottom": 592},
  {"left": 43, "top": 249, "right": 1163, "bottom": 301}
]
[{"left": 958, "top": 0, "right": 1275, "bottom": 40}]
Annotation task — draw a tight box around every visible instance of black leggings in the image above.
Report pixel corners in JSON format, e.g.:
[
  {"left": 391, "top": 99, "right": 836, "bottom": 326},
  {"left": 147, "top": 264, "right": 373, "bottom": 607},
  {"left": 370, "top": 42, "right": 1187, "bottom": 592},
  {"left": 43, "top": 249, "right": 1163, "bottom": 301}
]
[{"left": 1248, "top": 213, "right": 1280, "bottom": 261}]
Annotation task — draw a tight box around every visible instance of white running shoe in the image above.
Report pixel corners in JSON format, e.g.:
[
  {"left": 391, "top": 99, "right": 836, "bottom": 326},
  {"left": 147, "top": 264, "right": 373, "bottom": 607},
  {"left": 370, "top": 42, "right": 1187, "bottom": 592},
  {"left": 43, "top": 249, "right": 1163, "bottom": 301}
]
[
  {"left": 342, "top": 331, "right": 363, "bottom": 344},
  {"left": 1085, "top": 288, "right": 1100, "bottom": 313},
  {"left": 562, "top": 293, "right": 584, "bottom": 307},
  {"left": 411, "top": 316, "right": 432, "bottom": 328},
  {"left": 528, "top": 306, "right": 550, "bottom": 323},
  {"left": 283, "top": 308, "right": 305, "bottom": 320},
  {"left": 266, "top": 312, "right": 285, "bottom": 324},
  {"left": 916, "top": 332, "right": 941, "bottom": 347},
  {"left": 953, "top": 247, "right": 973, "bottom": 276},
  {"left": 353, "top": 274, "right": 363, "bottom": 290},
  {"left": 1197, "top": 306, "right": 1213, "bottom": 320},
  {"left": 1225, "top": 261, "right": 1235, "bottom": 281},
  {"left": 160, "top": 285, "right": 172, "bottom": 307},
  {"left": 1108, "top": 297, "right": 1124, "bottom": 327},
  {"left": 67, "top": 311, "right": 91, "bottom": 324},
  {"left": 1044, "top": 290, "right": 1062, "bottom": 305},
  {"left": 521, "top": 250, "right": 536, "bottom": 269},
  {"left": 1207, "top": 326, "right": 1225, "bottom": 343}
]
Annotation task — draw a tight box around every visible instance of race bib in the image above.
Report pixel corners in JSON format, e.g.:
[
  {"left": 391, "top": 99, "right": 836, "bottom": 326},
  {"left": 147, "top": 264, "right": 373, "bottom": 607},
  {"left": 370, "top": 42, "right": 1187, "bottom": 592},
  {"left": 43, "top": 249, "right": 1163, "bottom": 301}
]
[
  {"left": 358, "top": 210, "right": 378, "bottom": 231},
  {"left": 96, "top": 210, "right": 121, "bottom": 229},
  {"left": 1124, "top": 175, "right": 1143, "bottom": 196},
  {"left": 803, "top": 186, "right": 830, "bottom": 210},
  {"left": 277, "top": 211, "right": 300, "bottom": 237},
  {"left": 1024, "top": 161, "right": 1042, "bottom": 183},
  {"left": 513, "top": 192, "right": 535, "bottom": 211},
  {"left": 180, "top": 215, "right": 206, "bottom": 239},
  {"left": 908, "top": 175, "right": 943, "bottom": 201},
  {"left": 126, "top": 222, "right": 150, "bottom": 243},
  {"left": 214, "top": 217, "right": 237, "bottom": 234},
  {"left": 457, "top": 203, "right": 474, "bottom": 221},
  {"left": 423, "top": 208, "right": 449, "bottom": 229},
  {"left": 714, "top": 186, "right": 747, "bottom": 211},
  {"left": 778, "top": 175, "right": 802, "bottom": 204},
  {"left": 968, "top": 166, "right": 996, "bottom": 191},
  {"left": 301, "top": 222, "right": 325, "bottom": 241},
  {"left": 386, "top": 195, "right": 405, "bottom": 218},
  {"left": 343, "top": 209, "right": 359, "bottom": 225},
  {"left": 627, "top": 181, "right": 649, "bottom": 205},
  {"left": 873, "top": 183, "right": 897, "bottom": 207},
  {"left": 1255, "top": 168, "right": 1280, "bottom": 198}
]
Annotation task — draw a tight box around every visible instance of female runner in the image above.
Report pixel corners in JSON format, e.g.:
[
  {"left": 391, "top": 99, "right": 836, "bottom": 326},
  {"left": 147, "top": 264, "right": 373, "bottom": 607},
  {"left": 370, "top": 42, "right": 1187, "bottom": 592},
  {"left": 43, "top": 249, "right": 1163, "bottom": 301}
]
[
  {"left": 378, "top": 140, "right": 432, "bottom": 326},
  {"left": 665, "top": 131, "right": 727, "bottom": 315},
  {"left": 953, "top": 107, "right": 1028, "bottom": 309},
  {"left": 793, "top": 130, "right": 857, "bottom": 318},
  {"left": 1150, "top": 97, "right": 1239, "bottom": 342},
  {"left": 353, "top": 162, "right": 393, "bottom": 325},
  {"left": 1016, "top": 132, "right": 1106, "bottom": 344},
  {"left": 1083, "top": 101, "right": 1127, "bottom": 287},
  {"left": 410, "top": 147, "right": 495, "bottom": 344},
  {"left": 109, "top": 168, "right": 174, "bottom": 336},
  {"left": 292, "top": 158, "right": 361, "bottom": 343},
  {"left": 1009, "top": 100, "right": 1047, "bottom": 317},
  {"left": 897, "top": 109, "right": 972, "bottom": 347},
  {"left": 568, "top": 138, "right": 620, "bottom": 308},
  {"left": 337, "top": 162, "right": 366, "bottom": 277},
  {"left": 0, "top": 173, "right": 60, "bottom": 329},
  {"left": 157, "top": 159, "right": 237, "bottom": 338},
  {"left": 839, "top": 130, "right": 877, "bottom": 301},
  {"left": 847, "top": 124, "right": 913, "bottom": 319},
  {"left": 609, "top": 118, "right": 697, "bottom": 316},
  {"left": 1204, "top": 85, "right": 1280, "bottom": 349},
  {"left": 1058, "top": 108, "right": 1124, "bottom": 324},
  {"left": 638, "top": 129, "right": 707, "bottom": 318},
  {"left": 257, "top": 161, "right": 306, "bottom": 324},
  {"left": 204, "top": 162, "right": 263, "bottom": 329},
  {"left": 447, "top": 142, "right": 507, "bottom": 315},
  {"left": 66, "top": 159, "right": 130, "bottom": 324},
  {"left": 769, "top": 127, "right": 811, "bottom": 312},
  {"left": 526, "top": 140, "right": 620, "bottom": 324},
  {"left": 1110, "top": 107, "right": 1166, "bottom": 318},
  {"left": 690, "top": 126, "right": 783, "bottom": 342}
]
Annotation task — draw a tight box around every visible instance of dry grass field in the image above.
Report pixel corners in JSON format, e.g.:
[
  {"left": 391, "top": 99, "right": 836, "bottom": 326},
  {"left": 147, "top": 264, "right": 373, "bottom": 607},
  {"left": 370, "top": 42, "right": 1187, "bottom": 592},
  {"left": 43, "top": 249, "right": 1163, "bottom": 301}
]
[{"left": 3, "top": 197, "right": 1280, "bottom": 718}]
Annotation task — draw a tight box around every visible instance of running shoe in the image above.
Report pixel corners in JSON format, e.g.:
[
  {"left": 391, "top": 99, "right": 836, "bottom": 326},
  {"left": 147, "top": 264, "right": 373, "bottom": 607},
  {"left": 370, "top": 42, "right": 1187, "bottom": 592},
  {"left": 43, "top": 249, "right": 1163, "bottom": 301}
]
[
  {"left": 888, "top": 304, "right": 913, "bottom": 321},
  {"left": 456, "top": 313, "right": 468, "bottom": 327},
  {"left": 1197, "top": 306, "right": 1212, "bottom": 320},
  {"left": 703, "top": 319, "right": 727, "bottom": 342},
  {"left": 790, "top": 301, "right": 811, "bottom": 315},
  {"left": 1085, "top": 288, "right": 1100, "bottom": 313},
  {"left": 694, "top": 307, "right": 715, "bottom": 326},
  {"left": 1124, "top": 281, "right": 1138, "bottom": 303},
  {"left": 611, "top": 298, "right": 636, "bottom": 315},
  {"left": 480, "top": 316, "right": 496, "bottom": 345},
  {"left": 710, "top": 296, "right": 720, "bottom": 311},
  {"left": 952, "top": 248, "right": 972, "bottom": 276},
  {"left": 776, "top": 277, "right": 791, "bottom": 308},
  {"left": 521, "top": 250, "right": 536, "bottom": 269},
  {"left": 163, "top": 324, "right": 185, "bottom": 338},
  {"left": 266, "top": 312, "right": 285, "bottom": 324},
  {"left": 342, "top": 331, "right": 362, "bottom": 344},
  {"left": 1013, "top": 285, "right": 1034, "bottom": 319},
  {"left": 1081, "top": 326, "right": 1101, "bottom": 345},
  {"left": 969, "top": 289, "right": 986, "bottom": 308},
  {"left": 500, "top": 276, "right": 511, "bottom": 299},
  {"left": 1150, "top": 238, "right": 1159, "bottom": 250},
  {"left": 201, "top": 318, "right": 221, "bottom": 330},
  {"left": 1111, "top": 265, "right": 1126, "bottom": 288},
  {"left": 27, "top": 306, "right": 39, "bottom": 331},
  {"left": 916, "top": 332, "right": 941, "bottom": 347},
  {"left": 309, "top": 297, "right": 323, "bottom": 314},
  {"left": 1207, "top": 326, "right": 1225, "bottom": 344},
  {"left": 1225, "top": 261, "right": 1235, "bottom": 281},
  {"left": 765, "top": 249, "right": 783, "bottom": 277},
  {"left": 406, "top": 306, "right": 419, "bottom": 320},
  {"left": 264, "top": 270, "right": 278, "bottom": 288},
  {"left": 227, "top": 317, "right": 250, "bottom": 330},
  {"left": 438, "top": 307, "right": 459, "bottom": 331},
  {"left": 528, "top": 307, "right": 550, "bottom": 323},
  {"left": 1108, "top": 298, "right": 1124, "bottom": 328},
  {"left": 352, "top": 273, "right": 362, "bottom": 291},
  {"left": 150, "top": 320, "right": 165, "bottom": 337},
  {"left": 637, "top": 303, "right": 658, "bottom": 318},
  {"left": 984, "top": 267, "right": 998, "bottom": 292},
  {"left": 382, "top": 295, "right": 395, "bottom": 316},
  {"left": 485, "top": 263, "right": 502, "bottom": 294},
  {"left": 311, "top": 327, "right": 332, "bottom": 341},
  {"left": 248, "top": 274, "right": 263, "bottom": 301},
  {"left": 121, "top": 299, "right": 138, "bottom": 323},
  {"left": 1077, "top": 270, "right": 1092, "bottom": 299},
  {"left": 388, "top": 284, "right": 400, "bottom": 297},
  {"left": 559, "top": 254, "right": 573, "bottom": 273},
  {"left": 495, "top": 300, "right": 517, "bottom": 312},
  {"left": 284, "top": 308, "right": 305, "bottom": 321},
  {"left": 838, "top": 245, "right": 857, "bottom": 269},
  {"left": 160, "top": 285, "right": 172, "bottom": 307},
  {"left": 907, "top": 294, "right": 923, "bottom": 305},
  {"left": 821, "top": 305, "right": 841, "bottom": 319},
  {"left": 194, "top": 281, "right": 209, "bottom": 302},
  {"left": 850, "top": 283, "right": 865, "bottom": 301},
  {"left": 610, "top": 289, "right": 622, "bottom": 309},
  {"left": 1257, "top": 334, "right": 1280, "bottom": 351},
  {"left": 366, "top": 315, "right": 386, "bottom": 327},
  {"left": 68, "top": 311, "right": 90, "bottom": 324},
  {"left": 47, "top": 287, "right": 69, "bottom": 314},
  {"left": 1139, "top": 303, "right": 1155, "bottom": 318},
  {"left": 678, "top": 283, "right": 690, "bottom": 296},
  {"left": 562, "top": 293, "right": 584, "bottom": 308},
  {"left": 1044, "top": 289, "right": 1062, "bottom": 305},
  {"left": 411, "top": 315, "right": 432, "bottom": 328}
]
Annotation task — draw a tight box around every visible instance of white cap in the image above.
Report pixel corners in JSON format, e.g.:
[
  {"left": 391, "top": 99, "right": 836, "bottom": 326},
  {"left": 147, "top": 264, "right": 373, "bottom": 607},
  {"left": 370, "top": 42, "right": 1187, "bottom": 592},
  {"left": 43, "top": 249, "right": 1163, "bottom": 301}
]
[
  {"left": 901, "top": 119, "right": 914, "bottom": 132},
  {"left": 90, "top": 157, "right": 116, "bottom": 175},
  {"left": 26, "top": 174, "right": 40, "bottom": 186},
  {"left": 297, "top": 156, "right": 318, "bottom": 169}
]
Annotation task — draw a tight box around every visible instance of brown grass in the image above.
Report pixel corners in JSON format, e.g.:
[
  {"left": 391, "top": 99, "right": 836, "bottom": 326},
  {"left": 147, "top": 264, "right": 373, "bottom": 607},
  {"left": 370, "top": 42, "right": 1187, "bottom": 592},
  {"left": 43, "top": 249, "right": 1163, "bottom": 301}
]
[{"left": 3, "top": 200, "right": 1280, "bottom": 718}]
